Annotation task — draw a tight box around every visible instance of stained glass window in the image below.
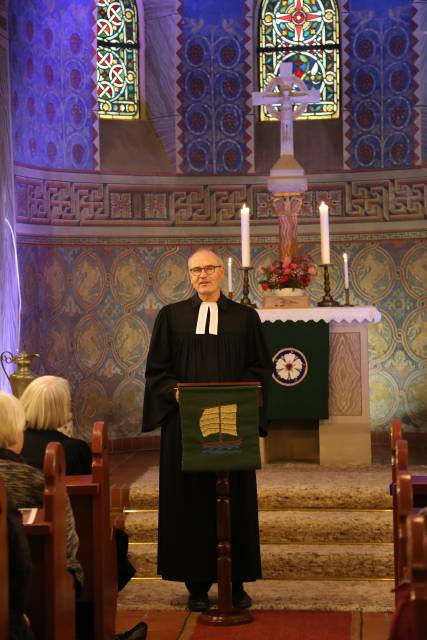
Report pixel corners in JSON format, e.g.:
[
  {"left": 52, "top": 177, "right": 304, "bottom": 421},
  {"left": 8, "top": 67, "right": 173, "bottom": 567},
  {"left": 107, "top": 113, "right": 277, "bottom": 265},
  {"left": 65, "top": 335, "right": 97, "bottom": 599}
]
[
  {"left": 259, "top": 0, "right": 340, "bottom": 120},
  {"left": 97, "top": 0, "right": 140, "bottom": 118}
]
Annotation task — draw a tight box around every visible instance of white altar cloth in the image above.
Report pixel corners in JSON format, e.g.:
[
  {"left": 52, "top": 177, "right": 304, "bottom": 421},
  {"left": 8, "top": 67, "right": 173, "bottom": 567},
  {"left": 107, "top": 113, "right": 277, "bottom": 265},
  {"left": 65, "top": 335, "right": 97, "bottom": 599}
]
[{"left": 257, "top": 305, "right": 381, "bottom": 324}]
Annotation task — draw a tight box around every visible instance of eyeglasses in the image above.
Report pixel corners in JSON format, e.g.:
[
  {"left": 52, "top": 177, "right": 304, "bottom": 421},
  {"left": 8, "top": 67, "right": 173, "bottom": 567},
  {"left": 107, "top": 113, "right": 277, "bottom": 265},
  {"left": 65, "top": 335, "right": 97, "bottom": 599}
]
[{"left": 189, "top": 264, "right": 223, "bottom": 276}]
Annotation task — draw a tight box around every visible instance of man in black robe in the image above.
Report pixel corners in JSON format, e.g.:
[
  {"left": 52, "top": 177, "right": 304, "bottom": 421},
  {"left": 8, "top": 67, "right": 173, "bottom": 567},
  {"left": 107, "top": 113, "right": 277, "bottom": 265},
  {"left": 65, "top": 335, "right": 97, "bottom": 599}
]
[{"left": 142, "top": 248, "right": 270, "bottom": 611}]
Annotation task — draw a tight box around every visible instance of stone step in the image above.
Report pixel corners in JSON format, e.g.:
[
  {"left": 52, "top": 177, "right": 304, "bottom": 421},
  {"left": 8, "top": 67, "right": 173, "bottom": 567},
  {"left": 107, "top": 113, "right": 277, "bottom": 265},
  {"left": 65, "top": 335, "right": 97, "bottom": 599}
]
[
  {"left": 124, "top": 508, "right": 392, "bottom": 544},
  {"left": 118, "top": 577, "right": 394, "bottom": 612},
  {"left": 128, "top": 541, "right": 394, "bottom": 580},
  {"left": 128, "top": 464, "right": 393, "bottom": 511}
]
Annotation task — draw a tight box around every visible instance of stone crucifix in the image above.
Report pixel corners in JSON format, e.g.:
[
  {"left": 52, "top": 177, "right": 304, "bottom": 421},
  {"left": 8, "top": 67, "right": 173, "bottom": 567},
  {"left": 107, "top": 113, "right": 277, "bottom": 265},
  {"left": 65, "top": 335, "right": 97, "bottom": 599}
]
[
  {"left": 252, "top": 62, "right": 320, "bottom": 259},
  {"left": 253, "top": 61, "right": 320, "bottom": 157}
]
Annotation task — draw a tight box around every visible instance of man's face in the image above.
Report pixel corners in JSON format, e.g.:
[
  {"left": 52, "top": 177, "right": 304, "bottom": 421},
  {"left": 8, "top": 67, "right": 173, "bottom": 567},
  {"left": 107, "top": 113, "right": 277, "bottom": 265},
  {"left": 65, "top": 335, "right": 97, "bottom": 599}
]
[{"left": 188, "top": 251, "right": 224, "bottom": 301}]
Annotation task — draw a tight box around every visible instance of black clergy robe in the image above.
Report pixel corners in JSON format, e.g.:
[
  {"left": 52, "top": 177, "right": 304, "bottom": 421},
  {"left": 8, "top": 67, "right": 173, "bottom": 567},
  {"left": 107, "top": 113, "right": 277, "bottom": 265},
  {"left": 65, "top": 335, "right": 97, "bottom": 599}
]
[{"left": 142, "top": 292, "right": 271, "bottom": 583}]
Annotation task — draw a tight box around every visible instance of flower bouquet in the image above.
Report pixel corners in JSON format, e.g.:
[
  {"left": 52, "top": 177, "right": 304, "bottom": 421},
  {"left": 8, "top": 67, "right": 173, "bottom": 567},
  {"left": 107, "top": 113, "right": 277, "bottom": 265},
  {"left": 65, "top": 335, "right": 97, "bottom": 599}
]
[{"left": 258, "top": 255, "right": 317, "bottom": 308}]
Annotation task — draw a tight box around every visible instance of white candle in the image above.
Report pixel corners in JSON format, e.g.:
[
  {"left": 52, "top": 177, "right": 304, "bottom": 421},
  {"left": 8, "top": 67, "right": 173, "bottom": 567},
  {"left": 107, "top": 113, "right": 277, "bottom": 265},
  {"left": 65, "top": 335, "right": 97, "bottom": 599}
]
[
  {"left": 227, "top": 257, "right": 233, "bottom": 293},
  {"left": 319, "top": 201, "right": 330, "bottom": 264},
  {"left": 343, "top": 252, "right": 349, "bottom": 289},
  {"left": 240, "top": 204, "right": 251, "bottom": 267}
]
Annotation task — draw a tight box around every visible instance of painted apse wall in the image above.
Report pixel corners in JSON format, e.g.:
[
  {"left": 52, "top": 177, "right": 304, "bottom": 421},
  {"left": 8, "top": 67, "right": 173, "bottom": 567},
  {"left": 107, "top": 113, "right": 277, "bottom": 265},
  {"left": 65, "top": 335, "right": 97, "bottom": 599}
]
[
  {"left": 9, "top": 0, "right": 98, "bottom": 171},
  {"left": 11, "top": 0, "right": 427, "bottom": 440}
]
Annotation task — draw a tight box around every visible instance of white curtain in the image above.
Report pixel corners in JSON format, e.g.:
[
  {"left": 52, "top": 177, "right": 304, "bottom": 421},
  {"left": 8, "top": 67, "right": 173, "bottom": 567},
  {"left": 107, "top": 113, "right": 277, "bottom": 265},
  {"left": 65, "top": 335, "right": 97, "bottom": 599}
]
[{"left": 0, "top": 43, "right": 20, "bottom": 391}]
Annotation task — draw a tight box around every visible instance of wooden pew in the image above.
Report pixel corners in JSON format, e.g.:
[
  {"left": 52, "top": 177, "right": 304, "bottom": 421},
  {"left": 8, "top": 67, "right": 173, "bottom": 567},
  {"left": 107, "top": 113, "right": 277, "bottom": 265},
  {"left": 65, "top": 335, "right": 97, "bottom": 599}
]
[
  {"left": 23, "top": 442, "right": 75, "bottom": 640},
  {"left": 391, "top": 425, "right": 427, "bottom": 507},
  {"left": 65, "top": 421, "right": 117, "bottom": 640},
  {"left": 389, "top": 481, "right": 427, "bottom": 640},
  {"left": 407, "top": 512, "right": 427, "bottom": 640},
  {"left": 396, "top": 470, "right": 414, "bottom": 585},
  {"left": 390, "top": 424, "right": 427, "bottom": 590},
  {"left": 0, "top": 477, "right": 8, "bottom": 640}
]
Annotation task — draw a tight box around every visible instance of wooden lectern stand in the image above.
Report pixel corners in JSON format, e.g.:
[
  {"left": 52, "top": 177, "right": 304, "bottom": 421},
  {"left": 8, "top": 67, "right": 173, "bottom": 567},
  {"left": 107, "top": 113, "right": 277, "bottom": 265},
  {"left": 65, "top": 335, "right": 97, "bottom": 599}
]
[
  {"left": 199, "top": 470, "right": 252, "bottom": 626},
  {"left": 178, "top": 382, "right": 261, "bottom": 626}
]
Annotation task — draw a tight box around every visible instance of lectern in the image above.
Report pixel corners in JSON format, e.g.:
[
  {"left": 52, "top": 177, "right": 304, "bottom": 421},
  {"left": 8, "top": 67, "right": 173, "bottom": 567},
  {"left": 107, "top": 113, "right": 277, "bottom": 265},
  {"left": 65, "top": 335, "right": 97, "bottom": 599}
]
[{"left": 178, "top": 382, "right": 261, "bottom": 626}]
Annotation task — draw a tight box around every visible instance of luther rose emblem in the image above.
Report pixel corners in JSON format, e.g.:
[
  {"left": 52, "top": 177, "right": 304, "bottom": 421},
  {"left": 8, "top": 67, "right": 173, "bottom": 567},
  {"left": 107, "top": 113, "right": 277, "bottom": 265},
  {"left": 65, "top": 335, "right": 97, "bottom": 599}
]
[{"left": 272, "top": 348, "right": 308, "bottom": 387}]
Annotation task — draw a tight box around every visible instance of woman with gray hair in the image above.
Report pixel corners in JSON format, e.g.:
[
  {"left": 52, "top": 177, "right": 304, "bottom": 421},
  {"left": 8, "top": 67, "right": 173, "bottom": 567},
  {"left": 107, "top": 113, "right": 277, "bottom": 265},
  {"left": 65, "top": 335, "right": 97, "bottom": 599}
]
[
  {"left": 0, "top": 391, "right": 83, "bottom": 588},
  {"left": 20, "top": 376, "right": 92, "bottom": 476}
]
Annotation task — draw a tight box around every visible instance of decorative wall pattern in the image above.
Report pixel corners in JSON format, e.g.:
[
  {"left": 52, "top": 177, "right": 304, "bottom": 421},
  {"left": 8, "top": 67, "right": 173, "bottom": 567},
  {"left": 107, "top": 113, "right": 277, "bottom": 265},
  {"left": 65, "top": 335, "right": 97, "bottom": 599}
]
[
  {"left": 17, "top": 235, "right": 427, "bottom": 440},
  {"left": 177, "top": 0, "right": 253, "bottom": 174},
  {"left": 9, "top": 0, "right": 97, "bottom": 170},
  {"left": 14, "top": 171, "right": 427, "bottom": 225},
  {"left": 343, "top": 0, "right": 421, "bottom": 169}
]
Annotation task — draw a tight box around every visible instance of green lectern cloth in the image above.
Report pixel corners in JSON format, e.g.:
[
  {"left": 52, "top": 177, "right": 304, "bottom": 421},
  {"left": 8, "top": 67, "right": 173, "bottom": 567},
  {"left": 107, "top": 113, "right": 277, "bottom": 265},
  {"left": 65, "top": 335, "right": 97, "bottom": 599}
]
[
  {"left": 179, "top": 385, "right": 261, "bottom": 472},
  {"left": 262, "top": 320, "right": 329, "bottom": 420}
]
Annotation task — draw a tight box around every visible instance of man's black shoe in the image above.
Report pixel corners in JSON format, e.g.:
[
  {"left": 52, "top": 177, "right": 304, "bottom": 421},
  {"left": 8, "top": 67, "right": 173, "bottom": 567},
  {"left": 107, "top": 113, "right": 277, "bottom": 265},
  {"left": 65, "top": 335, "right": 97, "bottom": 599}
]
[
  {"left": 188, "top": 592, "right": 210, "bottom": 611},
  {"left": 232, "top": 589, "right": 252, "bottom": 609},
  {"left": 115, "top": 620, "right": 147, "bottom": 640}
]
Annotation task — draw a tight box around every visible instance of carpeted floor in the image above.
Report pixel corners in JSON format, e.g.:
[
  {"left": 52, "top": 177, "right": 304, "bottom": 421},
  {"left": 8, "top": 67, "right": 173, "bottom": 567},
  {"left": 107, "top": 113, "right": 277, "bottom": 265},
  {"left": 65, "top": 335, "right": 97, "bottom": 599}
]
[
  {"left": 115, "top": 609, "right": 393, "bottom": 640},
  {"left": 187, "top": 611, "right": 352, "bottom": 640}
]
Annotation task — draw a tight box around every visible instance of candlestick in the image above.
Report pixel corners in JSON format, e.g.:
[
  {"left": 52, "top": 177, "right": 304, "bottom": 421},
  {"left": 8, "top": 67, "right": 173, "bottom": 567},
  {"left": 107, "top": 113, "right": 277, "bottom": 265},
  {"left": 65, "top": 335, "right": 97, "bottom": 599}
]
[
  {"left": 317, "top": 264, "right": 340, "bottom": 307},
  {"left": 240, "top": 204, "right": 251, "bottom": 267},
  {"left": 344, "top": 288, "right": 353, "bottom": 307},
  {"left": 319, "top": 202, "right": 330, "bottom": 265},
  {"left": 227, "top": 257, "right": 233, "bottom": 294},
  {"left": 343, "top": 252, "right": 349, "bottom": 289},
  {"left": 240, "top": 267, "right": 256, "bottom": 307}
]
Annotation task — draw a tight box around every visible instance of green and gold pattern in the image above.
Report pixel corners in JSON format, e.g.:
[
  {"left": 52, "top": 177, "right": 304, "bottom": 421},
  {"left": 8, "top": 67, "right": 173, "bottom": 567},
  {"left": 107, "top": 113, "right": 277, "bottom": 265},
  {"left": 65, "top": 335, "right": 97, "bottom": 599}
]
[{"left": 18, "top": 238, "right": 427, "bottom": 438}]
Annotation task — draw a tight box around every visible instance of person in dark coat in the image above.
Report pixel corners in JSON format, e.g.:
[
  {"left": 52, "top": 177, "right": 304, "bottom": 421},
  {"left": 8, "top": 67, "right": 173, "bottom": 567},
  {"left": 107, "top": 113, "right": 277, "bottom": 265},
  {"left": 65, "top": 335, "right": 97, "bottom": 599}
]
[
  {"left": 20, "top": 376, "right": 92, "bottom": 476},
  {"left": 0, "top": 392, "right": 83, "bottom": 588},
  {"left": 18, "top": 377, "right": 144, "bottom": 639},
  {"left": 142, "top": 248, "right": 271, "bottom": 611},
  {"left": 6, "top": 491, "right": 35, "bottom": 640}
]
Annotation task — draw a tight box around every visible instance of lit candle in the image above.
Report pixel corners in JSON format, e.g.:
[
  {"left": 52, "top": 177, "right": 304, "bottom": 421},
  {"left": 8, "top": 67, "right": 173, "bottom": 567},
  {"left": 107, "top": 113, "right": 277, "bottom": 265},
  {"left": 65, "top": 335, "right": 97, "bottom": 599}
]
[
  {"left": 228, "top": 257, "right": 233, "bottom": 293},
  {"left": 343, "top": 252, "right": 349, "bottom": 289},
  {"left": 240, "top": 203, "right": 251, "bottom": 267},
  {"left": 319, "top": 201, "right": 330, "bottom": 264}
]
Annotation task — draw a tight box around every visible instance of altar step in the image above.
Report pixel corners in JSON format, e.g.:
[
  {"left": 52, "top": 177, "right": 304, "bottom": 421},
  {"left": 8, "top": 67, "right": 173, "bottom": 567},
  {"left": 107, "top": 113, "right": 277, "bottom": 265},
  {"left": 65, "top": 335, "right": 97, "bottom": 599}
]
[
  {"left": 125, "top": 508, "right": 392, "bottom": 545},
  {"left": 118, "top": 577, "right": 394, "bottom": 612},
  {"left": 121, "top": 463, "right": 395, "bottom": 609},
  {"left": 128, "top": 540, "right": 393, "bottom": 580}
]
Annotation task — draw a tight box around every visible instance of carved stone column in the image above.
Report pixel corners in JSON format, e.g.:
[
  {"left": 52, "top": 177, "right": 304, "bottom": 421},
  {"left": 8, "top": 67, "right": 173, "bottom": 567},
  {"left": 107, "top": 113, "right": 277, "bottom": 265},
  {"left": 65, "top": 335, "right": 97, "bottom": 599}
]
[{"left": 271, "top": 193, "right": 303, "bottom": 260}]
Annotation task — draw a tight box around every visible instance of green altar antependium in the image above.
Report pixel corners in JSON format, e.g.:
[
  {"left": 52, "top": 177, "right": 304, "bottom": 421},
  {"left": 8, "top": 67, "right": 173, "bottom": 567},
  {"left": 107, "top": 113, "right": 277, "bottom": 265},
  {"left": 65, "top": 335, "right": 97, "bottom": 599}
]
[
  {"left": 262, "top": 320, "right": 329, "bottom": 420},
  {"left": 179, "top": 385, "right": 261, "bottom": 472}
]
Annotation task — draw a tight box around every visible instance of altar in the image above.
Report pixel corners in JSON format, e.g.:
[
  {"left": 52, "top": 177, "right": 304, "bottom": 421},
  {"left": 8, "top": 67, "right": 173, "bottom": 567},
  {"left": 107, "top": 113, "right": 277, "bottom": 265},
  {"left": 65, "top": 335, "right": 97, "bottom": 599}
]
[{"left": 257, "top": 306, "right": 381, "bottom": 466}]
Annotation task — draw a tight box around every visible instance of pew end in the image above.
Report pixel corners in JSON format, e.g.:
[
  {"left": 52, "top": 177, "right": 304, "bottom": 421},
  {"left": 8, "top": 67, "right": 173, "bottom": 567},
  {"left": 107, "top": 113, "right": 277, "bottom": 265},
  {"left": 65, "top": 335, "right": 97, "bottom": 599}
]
[
  {"left": 66, "top": 421, "right": 117, "bottom": 640},
  {"left": 24, "top": 442, "right": 75, "bottom": 640},
  {"left": 407, "top": 513, "right": 427, "bottom": 640}
]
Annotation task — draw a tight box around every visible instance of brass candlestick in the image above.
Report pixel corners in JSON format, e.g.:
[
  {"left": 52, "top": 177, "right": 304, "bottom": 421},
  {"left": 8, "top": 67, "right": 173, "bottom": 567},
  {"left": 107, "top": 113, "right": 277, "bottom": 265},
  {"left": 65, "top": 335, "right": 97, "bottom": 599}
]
[
  {"left": 344, "top": 288, "right": 354, "bottom": 307},
  {"left": 317, "top": 264, "right": 340, "bottom": 307},
  {"left": 240, "top": 267, "right": 257, "bottom": 307}
]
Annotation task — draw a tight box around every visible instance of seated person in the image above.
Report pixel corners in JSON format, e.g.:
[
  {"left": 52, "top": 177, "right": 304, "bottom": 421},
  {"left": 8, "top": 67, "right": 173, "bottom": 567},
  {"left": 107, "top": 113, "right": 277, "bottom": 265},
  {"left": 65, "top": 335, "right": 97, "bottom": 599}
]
[
  {"left": 7, "top": 491, "right": 35, "bottom": 640},
  {"left": 21, "top": 375, "right": 135, "bottom": 591},
  {"left": 0, "top": 391, "right": 83, "bottom": 589},
  {"left": 21, "top": 376, "right": 92, "bottom": 476},
  {"left": 19, "top": 378, "right": 144, "bottom": 639}
]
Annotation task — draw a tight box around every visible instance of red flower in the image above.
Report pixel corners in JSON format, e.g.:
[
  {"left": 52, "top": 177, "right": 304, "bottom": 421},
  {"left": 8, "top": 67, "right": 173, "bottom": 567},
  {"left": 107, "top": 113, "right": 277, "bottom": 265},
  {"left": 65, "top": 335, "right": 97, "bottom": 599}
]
[{"left": 258, "top": 254, "right": 318, "bottom": 291}]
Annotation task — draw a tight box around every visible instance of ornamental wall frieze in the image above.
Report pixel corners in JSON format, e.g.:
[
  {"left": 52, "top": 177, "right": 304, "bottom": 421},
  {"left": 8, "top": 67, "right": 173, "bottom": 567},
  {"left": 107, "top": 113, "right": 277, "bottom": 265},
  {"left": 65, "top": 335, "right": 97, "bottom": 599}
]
[{"left": 15, "top": 174, "right": 427, "bottom": 226}]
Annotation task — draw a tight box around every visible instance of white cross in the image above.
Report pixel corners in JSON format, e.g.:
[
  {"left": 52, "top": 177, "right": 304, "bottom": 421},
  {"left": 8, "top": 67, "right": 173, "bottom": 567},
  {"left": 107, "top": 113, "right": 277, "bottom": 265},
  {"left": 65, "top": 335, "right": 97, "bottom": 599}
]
[{"left": 253, "top": 62, "right": 320, "bottom": 157}]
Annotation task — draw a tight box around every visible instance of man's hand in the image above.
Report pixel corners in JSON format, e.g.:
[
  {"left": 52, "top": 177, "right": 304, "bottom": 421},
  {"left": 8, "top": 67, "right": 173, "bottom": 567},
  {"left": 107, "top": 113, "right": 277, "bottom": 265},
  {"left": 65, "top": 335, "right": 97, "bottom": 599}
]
[{"left": 175, "top": 389, "right": 180, "bottom": 403}]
